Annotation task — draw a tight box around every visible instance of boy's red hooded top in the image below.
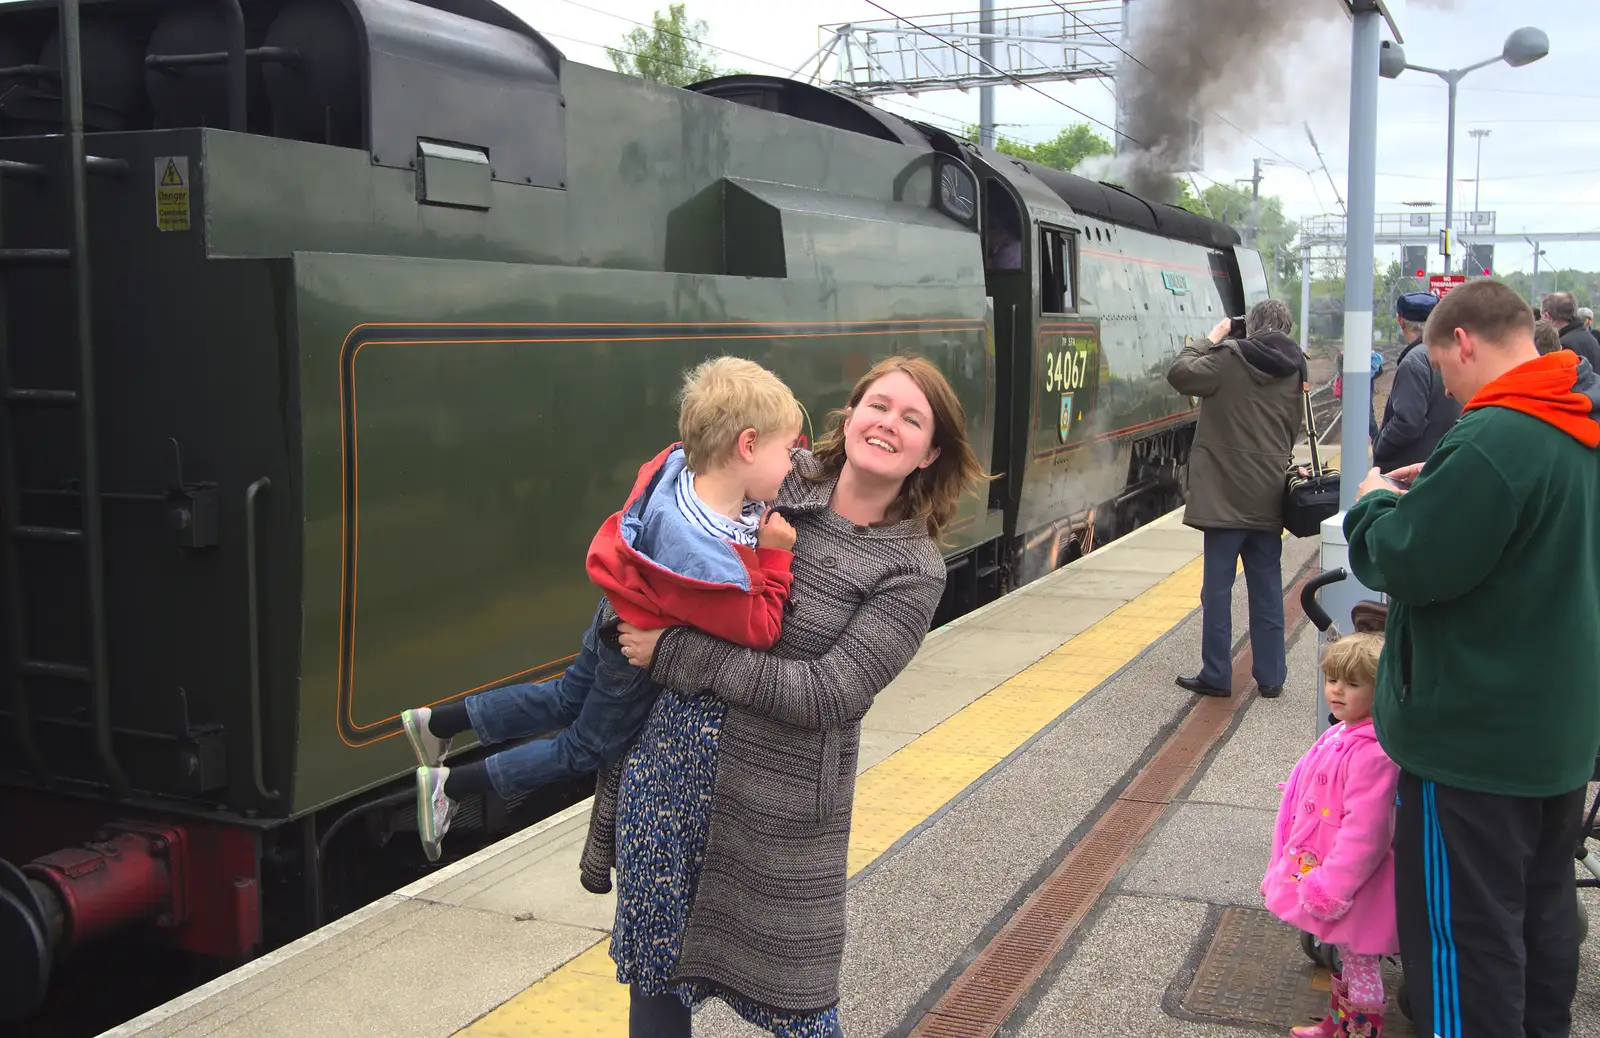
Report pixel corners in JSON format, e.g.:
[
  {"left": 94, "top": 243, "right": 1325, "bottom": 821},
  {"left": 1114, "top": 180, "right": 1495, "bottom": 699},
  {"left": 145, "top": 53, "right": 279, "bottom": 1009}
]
[{"left": 585, "top": 444, "right": 792, "bottom": 650}]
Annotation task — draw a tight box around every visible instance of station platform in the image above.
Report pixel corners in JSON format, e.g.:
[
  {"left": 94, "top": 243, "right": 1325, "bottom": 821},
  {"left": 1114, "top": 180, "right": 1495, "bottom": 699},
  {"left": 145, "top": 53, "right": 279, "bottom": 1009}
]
[{"left": 102, "top": 503, "right": 1600, "bottom": 1038}]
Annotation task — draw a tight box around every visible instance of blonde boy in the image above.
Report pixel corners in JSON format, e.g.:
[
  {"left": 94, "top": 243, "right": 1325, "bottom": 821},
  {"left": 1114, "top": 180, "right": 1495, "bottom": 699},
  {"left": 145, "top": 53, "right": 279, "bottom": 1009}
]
[{"left": 402, "top": 357, "right": 805, "bottom": 860}]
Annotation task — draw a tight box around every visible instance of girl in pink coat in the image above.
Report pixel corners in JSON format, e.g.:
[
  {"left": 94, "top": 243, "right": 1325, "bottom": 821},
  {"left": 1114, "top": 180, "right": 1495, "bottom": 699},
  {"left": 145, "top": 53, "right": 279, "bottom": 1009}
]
[{"left": 1262, "top": 632, "right": 1398, "bottom": 1037}]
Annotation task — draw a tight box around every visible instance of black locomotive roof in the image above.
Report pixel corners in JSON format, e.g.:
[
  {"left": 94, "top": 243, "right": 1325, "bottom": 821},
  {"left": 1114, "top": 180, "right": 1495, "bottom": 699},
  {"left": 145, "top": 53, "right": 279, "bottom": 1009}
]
[
  {"left": 1016, "top": 159, "right": 1242, "bottom": 251},
  {"left": 689, "top": 76, "right": 928, "bottom": 149}
]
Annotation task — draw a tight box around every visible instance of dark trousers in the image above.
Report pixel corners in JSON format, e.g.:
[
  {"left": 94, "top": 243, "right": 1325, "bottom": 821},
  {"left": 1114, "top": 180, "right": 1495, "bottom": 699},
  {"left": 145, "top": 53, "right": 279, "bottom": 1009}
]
[
  {"left": 1198, "top": 528, "right": 1285, "bottom": 690},
  {"left": 464, "top": 602, "right": 661, "bottom": 797},
  {"left": 1394, "top": 772, "right": 1586, "bottom": 1037},
  {"left": 628, "top": 985, "right": 845, "bottom": 1037}
]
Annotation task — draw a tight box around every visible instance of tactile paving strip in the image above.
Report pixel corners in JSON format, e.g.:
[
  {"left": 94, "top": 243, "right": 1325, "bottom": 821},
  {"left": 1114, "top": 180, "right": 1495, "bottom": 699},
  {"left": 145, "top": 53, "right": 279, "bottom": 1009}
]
[
  {"left": 1181, "top": 908, "right": 1415, "bottom": 1036},
  {"left": 907, "top": 569, "right": 1314, "bottom": 1037}
]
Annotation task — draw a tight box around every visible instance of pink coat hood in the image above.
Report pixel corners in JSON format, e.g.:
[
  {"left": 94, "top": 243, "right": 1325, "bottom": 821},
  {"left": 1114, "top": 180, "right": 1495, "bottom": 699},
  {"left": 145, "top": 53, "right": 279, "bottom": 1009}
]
[{"left": 1261, "top": 718, "right": 1400, "bottom": 956}]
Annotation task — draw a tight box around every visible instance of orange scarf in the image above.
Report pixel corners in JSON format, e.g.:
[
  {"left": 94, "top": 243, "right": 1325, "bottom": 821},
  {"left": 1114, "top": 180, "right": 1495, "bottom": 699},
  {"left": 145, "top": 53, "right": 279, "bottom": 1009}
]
[{"left": 1462, "top": 350, "right": 1600, "bottom": 448}]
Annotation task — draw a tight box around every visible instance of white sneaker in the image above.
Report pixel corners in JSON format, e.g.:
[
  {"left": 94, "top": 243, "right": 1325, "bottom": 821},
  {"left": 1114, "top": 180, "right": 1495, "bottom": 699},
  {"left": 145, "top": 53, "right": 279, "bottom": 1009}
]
[
  {"left": 415, "top": 766, "right": 455, "bottom": 862},
  {"left": 401, "top": 707, "right": 451, "bottom": 768}
]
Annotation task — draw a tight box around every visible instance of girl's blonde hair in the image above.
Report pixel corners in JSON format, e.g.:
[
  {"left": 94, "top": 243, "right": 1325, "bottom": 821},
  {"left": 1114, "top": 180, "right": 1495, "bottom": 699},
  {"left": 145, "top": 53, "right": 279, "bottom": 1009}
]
[{"left": 1320, "top": 631, "right": 1383, "bottom": 686}]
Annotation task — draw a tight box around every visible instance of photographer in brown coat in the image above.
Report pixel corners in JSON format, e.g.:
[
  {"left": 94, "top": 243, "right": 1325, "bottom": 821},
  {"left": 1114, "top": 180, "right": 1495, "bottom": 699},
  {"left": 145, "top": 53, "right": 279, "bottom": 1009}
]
[{"left": 1166, "top": 298, "right": 1305, "bottom": 698}]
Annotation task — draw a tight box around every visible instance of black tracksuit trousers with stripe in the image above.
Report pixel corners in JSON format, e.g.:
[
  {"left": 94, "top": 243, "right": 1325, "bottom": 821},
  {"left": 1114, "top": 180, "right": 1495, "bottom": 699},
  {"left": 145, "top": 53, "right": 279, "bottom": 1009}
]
[{"left": 1394, "top": 771, "right": 1587, "bottom": 1037}]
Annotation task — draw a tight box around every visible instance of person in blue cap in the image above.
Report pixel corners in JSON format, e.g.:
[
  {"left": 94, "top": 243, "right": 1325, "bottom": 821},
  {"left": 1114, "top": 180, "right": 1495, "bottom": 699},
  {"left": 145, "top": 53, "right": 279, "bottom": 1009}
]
[{"left": 1373, "top": 291, "right": 1463, "bottom": 470}]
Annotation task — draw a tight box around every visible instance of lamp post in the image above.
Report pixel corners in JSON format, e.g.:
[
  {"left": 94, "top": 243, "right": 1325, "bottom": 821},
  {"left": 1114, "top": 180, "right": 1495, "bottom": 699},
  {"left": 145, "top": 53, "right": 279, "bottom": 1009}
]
[
  {"left": 1381, "top": 27, "right": 1549, "bottom": 276},
  {"left": 1469, "top": 128, "right": 1490, "bottom": 268},
  {"left": 1527, "top": 236, "right": 1546, "bottom": 306}
]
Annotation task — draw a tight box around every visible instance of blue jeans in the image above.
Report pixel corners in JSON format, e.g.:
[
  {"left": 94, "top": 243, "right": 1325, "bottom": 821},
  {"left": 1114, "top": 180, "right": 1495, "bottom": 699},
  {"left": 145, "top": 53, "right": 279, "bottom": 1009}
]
[
  {"left": 463, "top": 602, "right": 660, "bottom": 798},
  {"left": 1198, "top": 529, "right": 1286, "bottom": 690}
]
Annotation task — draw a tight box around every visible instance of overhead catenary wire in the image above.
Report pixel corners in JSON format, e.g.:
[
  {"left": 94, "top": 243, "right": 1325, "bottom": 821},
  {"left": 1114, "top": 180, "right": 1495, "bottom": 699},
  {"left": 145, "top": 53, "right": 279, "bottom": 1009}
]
[
  {"left": 543, "top": 0, "right": 1049, "bottom": 149},
  {"left": 857, "top": 0, "right": 1138, "bottom": 145}
]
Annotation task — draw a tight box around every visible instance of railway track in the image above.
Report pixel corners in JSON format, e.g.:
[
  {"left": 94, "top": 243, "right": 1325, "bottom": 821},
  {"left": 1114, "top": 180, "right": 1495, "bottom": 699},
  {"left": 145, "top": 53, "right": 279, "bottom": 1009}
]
[{"left": 1307, "top": 344, "right": 1401, "bottom": 447}]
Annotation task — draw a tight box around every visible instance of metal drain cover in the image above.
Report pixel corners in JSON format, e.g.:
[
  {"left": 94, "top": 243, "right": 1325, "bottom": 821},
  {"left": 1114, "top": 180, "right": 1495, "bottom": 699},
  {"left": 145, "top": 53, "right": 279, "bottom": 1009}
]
[{"left": 1179, "top": 908, "right": 1414, "bottom": 1035}]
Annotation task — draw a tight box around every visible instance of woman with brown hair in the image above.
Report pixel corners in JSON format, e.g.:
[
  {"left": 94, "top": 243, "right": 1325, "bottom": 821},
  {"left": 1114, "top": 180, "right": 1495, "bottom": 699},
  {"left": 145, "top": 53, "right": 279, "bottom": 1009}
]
[{"left": 579, "top": 354, "right": 987, "bottom": 1037}]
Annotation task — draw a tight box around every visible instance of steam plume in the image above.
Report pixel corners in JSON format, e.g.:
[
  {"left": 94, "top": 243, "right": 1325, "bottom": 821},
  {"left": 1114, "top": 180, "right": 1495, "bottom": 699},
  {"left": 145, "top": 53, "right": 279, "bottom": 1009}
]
[{"left": 1112, "top": 0, "right": 1341, "bottom": 201}]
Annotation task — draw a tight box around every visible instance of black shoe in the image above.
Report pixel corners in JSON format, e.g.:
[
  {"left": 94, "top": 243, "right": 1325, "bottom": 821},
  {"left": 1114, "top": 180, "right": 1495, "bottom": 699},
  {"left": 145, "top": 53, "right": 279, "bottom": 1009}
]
[
  {"left": 1257, "top": 684, "right": 1284, "bottom": 699},
  {"left": 1176, "top": 674, "right": 1231, "bottom": 697}
]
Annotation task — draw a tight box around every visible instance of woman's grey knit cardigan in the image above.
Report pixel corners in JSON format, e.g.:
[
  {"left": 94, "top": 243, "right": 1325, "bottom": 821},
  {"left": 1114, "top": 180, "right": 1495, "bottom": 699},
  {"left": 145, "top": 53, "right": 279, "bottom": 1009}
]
[{"left": 579, "top": 450, "right": 946, "bottom": 1014}]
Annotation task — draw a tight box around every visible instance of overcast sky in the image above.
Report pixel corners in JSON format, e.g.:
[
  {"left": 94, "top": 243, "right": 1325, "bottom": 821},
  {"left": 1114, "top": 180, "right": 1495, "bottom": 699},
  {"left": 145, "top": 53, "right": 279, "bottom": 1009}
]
[{"left": 505, "top": 0, "right": 1600, "bottom": 276}]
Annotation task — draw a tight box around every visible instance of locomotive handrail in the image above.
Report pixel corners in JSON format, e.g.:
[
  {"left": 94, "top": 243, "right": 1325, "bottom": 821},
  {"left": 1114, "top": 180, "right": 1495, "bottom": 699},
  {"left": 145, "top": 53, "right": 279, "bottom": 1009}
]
[
  {"left": 220, "top": 0, "right": 246, "bottom": 132},
  {"left": 59, "top": 0, "right": 130, "bottom": 800},
  {"left": 246, "top": 478, "right": 279, "bottom": 801}
]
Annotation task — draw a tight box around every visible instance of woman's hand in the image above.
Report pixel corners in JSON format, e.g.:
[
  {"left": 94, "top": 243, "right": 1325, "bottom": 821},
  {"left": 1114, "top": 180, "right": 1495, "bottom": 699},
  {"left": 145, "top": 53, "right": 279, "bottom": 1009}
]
[
  {"left": 1207, "top": 317, "right": 1233, "bottom": 345},
  {"left": 617, "top": 623, "right": 666, "bottom": 669}
]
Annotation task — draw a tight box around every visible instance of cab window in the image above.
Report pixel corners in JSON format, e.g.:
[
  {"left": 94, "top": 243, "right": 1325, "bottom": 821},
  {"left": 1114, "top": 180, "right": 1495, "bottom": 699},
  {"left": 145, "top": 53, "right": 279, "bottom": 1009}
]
[
  {"left": 984, "top": 185, "right": 1023, "bottom": 271},
  {"left": 1040, "top": 227, "right": 1076, "bottom": 314}
]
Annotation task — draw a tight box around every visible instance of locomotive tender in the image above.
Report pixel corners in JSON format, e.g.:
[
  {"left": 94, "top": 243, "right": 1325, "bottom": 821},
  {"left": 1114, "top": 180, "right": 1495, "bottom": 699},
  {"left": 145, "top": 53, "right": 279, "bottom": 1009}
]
[{"left": 0, "top": 0, "right": 1270, "bottom": 1017}]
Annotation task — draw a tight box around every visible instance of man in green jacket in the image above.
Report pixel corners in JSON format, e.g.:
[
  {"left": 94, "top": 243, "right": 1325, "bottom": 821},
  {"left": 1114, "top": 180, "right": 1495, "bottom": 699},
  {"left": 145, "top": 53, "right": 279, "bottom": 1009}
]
[{"left": 1345, "top": 278, "right": 1600, "bottom": 1037}]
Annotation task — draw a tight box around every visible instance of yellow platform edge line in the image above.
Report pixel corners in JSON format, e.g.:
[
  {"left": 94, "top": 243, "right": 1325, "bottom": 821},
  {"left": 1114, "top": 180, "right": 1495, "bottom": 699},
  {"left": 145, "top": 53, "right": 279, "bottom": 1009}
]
[{"left": 455, "top": 550, "right": 1208, "bottom": 1037}]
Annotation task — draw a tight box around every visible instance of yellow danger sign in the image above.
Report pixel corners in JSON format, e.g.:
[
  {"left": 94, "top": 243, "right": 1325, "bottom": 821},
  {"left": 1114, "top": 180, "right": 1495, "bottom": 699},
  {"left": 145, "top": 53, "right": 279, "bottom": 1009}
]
[{"left": 154, "top": 156, "right": 190, "bottom": 232}]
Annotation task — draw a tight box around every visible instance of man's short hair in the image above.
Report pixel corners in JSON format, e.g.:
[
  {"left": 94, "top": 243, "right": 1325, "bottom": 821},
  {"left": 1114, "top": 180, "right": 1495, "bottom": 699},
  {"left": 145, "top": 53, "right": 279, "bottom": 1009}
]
[
  {"left": 1534, "top": 319, "right": 1564, "bottom": 355},
  {"left": 678, "top": 356, "right": 803, "bottom": 471},
  {"left": 1245, "top": 299, "right": 1293, "bottom": 337},
  {"left": 1580, "top": 307, "right": 1595, "bottom": 322},
  {"left": 1425, "top": 280, "right": 1534, "bottom": 350},
  {"left": 1541, "top": 291, "right": 1577, "bottom": 324}
]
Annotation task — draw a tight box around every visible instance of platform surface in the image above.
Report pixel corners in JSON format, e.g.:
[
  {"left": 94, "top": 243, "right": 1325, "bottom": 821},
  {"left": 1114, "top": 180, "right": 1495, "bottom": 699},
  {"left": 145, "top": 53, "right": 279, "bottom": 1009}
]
[{"left": 101, "top": 501, "right": 1600, "bottom": 1038}]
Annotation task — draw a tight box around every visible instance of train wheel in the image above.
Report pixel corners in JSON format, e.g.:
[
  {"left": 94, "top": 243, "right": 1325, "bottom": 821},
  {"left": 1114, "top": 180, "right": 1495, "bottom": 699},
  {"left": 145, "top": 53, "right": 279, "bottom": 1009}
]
[{"left": 0, "top": 858, "right": 51, "bottom": 1021}]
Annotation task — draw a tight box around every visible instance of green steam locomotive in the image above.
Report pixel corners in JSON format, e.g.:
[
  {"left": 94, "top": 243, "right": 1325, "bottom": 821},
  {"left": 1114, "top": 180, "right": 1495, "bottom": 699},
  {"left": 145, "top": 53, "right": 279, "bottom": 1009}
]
[{"left": 0, "top": 0, "right": 1267, "bottom": 1019}]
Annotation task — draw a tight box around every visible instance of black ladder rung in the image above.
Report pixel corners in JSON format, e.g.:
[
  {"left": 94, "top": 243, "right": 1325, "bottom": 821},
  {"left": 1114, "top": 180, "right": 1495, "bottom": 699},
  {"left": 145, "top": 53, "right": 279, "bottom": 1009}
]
[
  {"left": 20, "top": 660, "right": 90, "bottom": 682},
  {"left": 5, "top": 388, "right": 78, "bottom": 406},
  {"left": 13, "top": 525, "right": 84, "bottom": 543},
  {"left": 0, "top": 248, "right": 69, "bottom": 266}
]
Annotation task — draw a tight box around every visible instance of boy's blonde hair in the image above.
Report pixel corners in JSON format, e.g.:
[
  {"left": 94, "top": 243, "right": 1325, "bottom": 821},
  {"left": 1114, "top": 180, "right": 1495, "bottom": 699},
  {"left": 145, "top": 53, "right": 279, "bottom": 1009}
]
[
  {"left": 678, "top": 356, "right": 803, "bottom": 471},
  {"left": 1320, "top": 631, "right": 1383, "bottom": 687}
]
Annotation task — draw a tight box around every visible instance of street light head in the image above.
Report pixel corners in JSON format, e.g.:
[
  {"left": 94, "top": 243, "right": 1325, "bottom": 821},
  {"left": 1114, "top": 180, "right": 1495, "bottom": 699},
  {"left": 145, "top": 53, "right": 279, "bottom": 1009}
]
[
  {"left": 1503, "top": 26, "right": 1549, "bottom": 67},
  {"left": 1379, "top": 39, "right": 1408, "bottom": 78}
]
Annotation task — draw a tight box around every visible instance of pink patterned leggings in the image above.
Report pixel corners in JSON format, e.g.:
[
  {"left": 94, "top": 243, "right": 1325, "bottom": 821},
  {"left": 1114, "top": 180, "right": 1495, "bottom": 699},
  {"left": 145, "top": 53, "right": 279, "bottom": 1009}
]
[{"left": 1339, "top": 949, "right": 1385, "bottom": 1005}]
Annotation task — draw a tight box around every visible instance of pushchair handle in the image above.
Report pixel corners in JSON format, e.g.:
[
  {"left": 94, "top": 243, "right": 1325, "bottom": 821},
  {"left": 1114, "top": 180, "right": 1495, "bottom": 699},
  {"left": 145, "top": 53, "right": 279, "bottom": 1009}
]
[{"left": 1301, "top": 568, "right": 1348, "bottom": 634}]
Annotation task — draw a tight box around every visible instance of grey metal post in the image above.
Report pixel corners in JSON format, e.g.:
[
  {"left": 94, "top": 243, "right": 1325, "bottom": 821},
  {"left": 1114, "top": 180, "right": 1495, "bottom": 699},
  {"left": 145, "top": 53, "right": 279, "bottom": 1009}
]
[
  {"left": 1531, "top": 241, "right": 1541, "bottom": 305},
  {"left": 1340, "top": 7, "right": 1380, "bottom": 510},
  {"left": 1248, "top": 158, "right": 1262, "bottom": 248},
  {"left": 1300, "top": 242, "right": 1312, "bottom": 357},
  {"left": 1443, "top": 77, "right": 1457, "bottom": 275},
  {"left": 979, "top": 0, "right": 995, "bottom": 147},
  {"left": 1471, "top": 128, "right": 1489, "bottom": 219}
]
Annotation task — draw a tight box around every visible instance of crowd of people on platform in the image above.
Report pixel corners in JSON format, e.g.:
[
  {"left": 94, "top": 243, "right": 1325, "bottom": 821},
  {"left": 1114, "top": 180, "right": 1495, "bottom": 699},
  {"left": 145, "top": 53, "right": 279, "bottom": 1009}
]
[
  {"left": 365, "top": 268, "right": 1600, "bottom": 1038},
  {"left": 1168, "top": 281, "right": 1600, "bottom": 1037}
]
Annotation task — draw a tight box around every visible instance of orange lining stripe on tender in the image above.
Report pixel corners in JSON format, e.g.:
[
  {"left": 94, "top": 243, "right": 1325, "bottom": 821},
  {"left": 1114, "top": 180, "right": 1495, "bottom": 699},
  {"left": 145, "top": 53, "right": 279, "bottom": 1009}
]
[
  {"left": 1079, "top": 248, "right": 1218, "bottom": 276},
  {"left": 334, "top": 322, "right": 987, "bottom": 746}
]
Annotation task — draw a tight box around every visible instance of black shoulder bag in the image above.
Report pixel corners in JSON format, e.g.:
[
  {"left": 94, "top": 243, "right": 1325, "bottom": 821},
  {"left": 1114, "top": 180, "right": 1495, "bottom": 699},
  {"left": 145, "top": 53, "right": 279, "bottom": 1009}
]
[{"left": 1282, "top": 385, "right": 1341, "bottom": 538}]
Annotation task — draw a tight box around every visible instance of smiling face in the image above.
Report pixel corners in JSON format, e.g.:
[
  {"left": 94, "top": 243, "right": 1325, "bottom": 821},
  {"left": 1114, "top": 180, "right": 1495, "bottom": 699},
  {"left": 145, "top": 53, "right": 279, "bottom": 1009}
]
[{"left": 843, "top": 370, "right": 941, "bottom": 483}]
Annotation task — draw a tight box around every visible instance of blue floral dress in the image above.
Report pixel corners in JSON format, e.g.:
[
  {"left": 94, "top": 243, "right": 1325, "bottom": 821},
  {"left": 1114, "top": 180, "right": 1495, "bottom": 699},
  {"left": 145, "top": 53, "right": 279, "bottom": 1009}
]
[{"left": 610, "top": 687, "right": 841, "bottom": 1037}]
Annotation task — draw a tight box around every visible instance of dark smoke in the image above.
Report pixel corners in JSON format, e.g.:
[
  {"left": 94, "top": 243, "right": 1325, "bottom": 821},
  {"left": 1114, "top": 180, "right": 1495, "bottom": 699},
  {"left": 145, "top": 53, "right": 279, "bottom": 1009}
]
[{"left": 1112, "top": 0, "right": 1340, "bottom": 202}]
